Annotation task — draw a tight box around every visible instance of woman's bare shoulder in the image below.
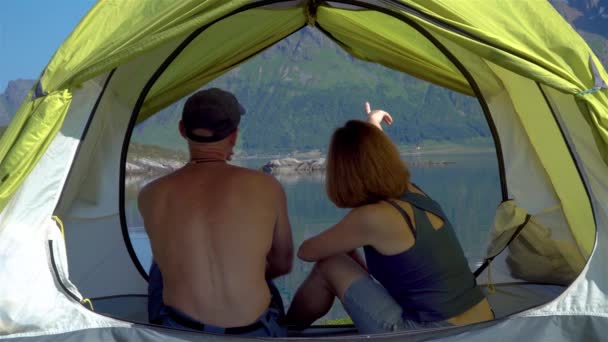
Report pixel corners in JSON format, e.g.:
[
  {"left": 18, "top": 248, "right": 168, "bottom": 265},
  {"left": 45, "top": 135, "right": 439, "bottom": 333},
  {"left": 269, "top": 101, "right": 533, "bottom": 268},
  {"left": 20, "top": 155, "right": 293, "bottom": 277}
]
[
  {"left": 362, "top": 201, "right": 417, "bottom": 253},
  {"left": 348, "top": 202, "right": 396, "bottom": 227},
  {"left": 357, "top": 200, "right": 416, "bottom": 233}
]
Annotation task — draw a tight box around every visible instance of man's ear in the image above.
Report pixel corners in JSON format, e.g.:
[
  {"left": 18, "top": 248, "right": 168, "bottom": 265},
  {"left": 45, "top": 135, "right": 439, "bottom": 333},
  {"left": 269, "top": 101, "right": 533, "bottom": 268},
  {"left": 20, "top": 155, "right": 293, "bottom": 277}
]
[
  {"left": 229, "top": 128, "right": 238, "bottom": 145},
  {"left": 179, "top": 120, "right": 187, "bottom": 139}
]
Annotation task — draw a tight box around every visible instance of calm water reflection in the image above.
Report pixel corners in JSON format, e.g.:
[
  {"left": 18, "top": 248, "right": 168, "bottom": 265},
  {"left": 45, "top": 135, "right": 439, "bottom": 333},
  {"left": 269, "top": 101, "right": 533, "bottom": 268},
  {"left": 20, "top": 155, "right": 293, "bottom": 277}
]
[{"left": 126, "top": 152, "right": 501, "bottom": 321}]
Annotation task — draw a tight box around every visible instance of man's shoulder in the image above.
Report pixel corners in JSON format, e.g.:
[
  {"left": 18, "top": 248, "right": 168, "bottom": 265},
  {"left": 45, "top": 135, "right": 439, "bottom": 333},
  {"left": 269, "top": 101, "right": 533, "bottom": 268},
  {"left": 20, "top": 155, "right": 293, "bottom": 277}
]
[
  {"left": 231, "top": 165, "right": 279, "bottom": 183},
  {"left": 138, "top": 172, "right": 177, "bottom": 204},
  {"left": 228, "top": 165, "right": 283, "bottom": 194}
]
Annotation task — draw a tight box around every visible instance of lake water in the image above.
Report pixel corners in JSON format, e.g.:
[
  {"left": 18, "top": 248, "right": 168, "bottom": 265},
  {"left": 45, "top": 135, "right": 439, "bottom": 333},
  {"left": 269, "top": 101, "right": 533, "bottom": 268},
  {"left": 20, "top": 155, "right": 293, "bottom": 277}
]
[{"left": 126, "top": 151, "right": 501, "bottom": 321}]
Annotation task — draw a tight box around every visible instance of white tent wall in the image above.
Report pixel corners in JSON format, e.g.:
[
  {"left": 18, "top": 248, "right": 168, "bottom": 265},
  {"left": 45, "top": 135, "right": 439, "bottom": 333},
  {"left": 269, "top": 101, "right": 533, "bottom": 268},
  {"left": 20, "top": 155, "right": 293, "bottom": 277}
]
[
  {"left": 0, "top": 76, "right": 133, "bottom": 337},
  {"left": 54, "top": 36, "right": 191, "bottom": 298},
  {"left": 483, "top": 63, "right": 588, "bottom": 275},
  {"left": 528, "top": 85, "right": 608, "bottom": 318},
  {"left": 425, "top": 37, "right": 580, "bottom": 287},
  {"left": 488, "top": 63, "right": 592, "bottom": 253},
  {"left": 6, "top": 308, "right": 608, "bottom": 341},
  {"left": 57, "top": 91, "right": 148, "bottom": 297}
]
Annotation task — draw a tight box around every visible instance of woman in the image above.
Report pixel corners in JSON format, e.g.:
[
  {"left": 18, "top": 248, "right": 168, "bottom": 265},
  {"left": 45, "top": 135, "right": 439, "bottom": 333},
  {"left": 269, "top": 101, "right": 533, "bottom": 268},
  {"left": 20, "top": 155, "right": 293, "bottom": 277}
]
[{"left": 285, "top": 102, "right": 494, "bottom": 334}]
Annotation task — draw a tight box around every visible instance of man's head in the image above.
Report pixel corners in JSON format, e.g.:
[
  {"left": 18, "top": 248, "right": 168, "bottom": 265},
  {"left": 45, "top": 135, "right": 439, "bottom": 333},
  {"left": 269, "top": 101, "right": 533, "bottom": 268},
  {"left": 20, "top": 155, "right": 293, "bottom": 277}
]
[{"left": 180, "top": 88, "right": 245, "bottom": 144}]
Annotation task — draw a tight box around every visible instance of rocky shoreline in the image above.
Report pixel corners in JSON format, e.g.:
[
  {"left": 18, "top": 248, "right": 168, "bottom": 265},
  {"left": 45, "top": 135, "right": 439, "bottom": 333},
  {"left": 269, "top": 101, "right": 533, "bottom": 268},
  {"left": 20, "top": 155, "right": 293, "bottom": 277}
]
[
  {"left": 260, "top": 158, "right": 455, "bottom": 175},
  {"left": 125, "top": 156, "right": 456, "bottom": 180},
  {"left": 261, "top": 158, "right": 326, "bottom": 174},
  {"left": 126, "top": 157, "right": 184, "bottom": 176}
]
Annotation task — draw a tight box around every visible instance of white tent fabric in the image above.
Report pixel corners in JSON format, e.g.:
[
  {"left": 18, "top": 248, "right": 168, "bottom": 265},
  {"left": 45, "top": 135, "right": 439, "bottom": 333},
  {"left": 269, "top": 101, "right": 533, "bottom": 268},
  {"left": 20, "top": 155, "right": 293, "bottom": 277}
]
[{"left": 0, "top": 77, "right": 132, "bottom": 337}]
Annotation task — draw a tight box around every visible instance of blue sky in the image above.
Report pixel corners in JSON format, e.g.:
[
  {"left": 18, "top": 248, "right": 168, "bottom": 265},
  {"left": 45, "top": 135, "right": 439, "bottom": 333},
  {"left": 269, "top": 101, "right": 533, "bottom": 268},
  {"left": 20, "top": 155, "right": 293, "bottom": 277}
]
[{"left": 0, "top": 0, "right": 96, "bottom": 90}]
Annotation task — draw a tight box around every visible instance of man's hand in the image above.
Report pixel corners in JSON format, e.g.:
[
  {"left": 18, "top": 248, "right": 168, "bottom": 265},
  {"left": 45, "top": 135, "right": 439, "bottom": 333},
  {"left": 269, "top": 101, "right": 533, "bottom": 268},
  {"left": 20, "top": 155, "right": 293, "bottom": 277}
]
[{"left": 365, "top": 101, "right": 393, "bottom": 131}]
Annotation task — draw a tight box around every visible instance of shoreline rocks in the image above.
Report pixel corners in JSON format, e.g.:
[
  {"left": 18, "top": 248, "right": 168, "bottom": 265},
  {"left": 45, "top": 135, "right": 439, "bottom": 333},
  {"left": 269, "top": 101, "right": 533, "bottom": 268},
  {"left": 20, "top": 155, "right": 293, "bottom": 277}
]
[
  {"left": 409, "top": 160, "right": 455, "bottom": 167},
  {"left": 126, "top": 157, "right": 184, "bottom": 176},
  {"left": 261, "top": 157, "right": 455, "bottom": 175},
  {"left": 125, "top": 155, "right": 456, "bottom": 180},
  {"left": 261, "top": 158, "right": 326, "bottom": 174}
]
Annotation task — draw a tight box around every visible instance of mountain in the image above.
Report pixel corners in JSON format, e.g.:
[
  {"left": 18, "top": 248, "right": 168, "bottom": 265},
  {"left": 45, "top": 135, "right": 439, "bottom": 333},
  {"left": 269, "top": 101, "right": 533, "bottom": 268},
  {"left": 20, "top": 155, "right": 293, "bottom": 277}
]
[
  {"left": 0, "top": 79, "right": 35, "bottom": 126},
  {"left": 550, "top": 0, "right": 608, "bottom": 66},
  {"left": 133, "top": 28, "right": 490, "bottom": 153}
]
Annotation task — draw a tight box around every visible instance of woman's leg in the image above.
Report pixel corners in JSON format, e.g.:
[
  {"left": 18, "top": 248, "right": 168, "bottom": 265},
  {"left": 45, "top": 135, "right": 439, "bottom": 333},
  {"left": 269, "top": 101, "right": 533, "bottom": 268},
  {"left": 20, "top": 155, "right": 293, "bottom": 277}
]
[{"left": 285, "top": 254, "right": 368, "bottom": 328}]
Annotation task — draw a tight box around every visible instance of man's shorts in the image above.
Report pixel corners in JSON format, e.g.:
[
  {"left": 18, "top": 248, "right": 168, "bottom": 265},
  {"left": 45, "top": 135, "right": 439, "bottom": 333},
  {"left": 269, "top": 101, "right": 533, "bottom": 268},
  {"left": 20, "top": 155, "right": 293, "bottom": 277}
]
[
  {"left": 161, "top": 303, "right": 287, "bottom": 337},
  {"left": 342, "top": 276, "right": 453, "bottom": 334},
  {"left": 149, "top": 261, "right": 287, "bottom": 337},
  {"left": 147, "top": 262, "right": 164, "bottom": 324}
]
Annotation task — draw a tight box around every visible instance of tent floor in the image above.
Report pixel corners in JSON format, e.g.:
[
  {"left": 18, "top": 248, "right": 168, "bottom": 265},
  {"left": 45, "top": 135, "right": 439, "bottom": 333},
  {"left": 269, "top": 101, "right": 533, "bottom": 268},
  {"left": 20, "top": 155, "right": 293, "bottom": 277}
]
[{"left": 90, "top": 283, "right": 565, "bottom": 337}]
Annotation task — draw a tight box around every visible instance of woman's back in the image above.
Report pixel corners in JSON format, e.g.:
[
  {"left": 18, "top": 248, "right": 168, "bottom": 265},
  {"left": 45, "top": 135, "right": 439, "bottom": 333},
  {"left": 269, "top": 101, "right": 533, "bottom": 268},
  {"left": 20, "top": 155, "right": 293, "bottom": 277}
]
[
  {"left": 285, "top": 106, "right": 493, "bottom": 333},
  {"left": 364, "top": 186, "right": 484, "bottom": 322},
  {"left": 363, "top": 184, "right": 492, "bottom": 325}
]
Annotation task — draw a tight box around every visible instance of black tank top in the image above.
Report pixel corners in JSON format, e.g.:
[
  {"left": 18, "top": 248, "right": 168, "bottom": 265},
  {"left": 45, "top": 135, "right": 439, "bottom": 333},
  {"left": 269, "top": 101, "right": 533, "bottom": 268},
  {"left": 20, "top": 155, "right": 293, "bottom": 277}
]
[{"left": 363, "top": 190, "right": 484, "bottom": 322}]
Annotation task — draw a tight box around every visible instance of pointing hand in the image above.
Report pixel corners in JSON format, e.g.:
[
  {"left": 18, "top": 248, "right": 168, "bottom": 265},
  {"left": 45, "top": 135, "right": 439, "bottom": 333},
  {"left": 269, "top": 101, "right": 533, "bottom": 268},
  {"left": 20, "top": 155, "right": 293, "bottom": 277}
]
[{"left": 365, "top": 101, "right": 393, "bottom": 130}]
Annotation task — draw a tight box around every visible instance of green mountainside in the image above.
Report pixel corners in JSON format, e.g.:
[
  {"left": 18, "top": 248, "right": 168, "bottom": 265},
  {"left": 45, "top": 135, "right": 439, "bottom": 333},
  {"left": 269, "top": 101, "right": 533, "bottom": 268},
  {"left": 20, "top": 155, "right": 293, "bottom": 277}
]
[
  {"left": 133, "top": 28, "right": 489, "bottom": 153},
  {"left": 550, "top": 0, "right": 608, "bottom": 66}
]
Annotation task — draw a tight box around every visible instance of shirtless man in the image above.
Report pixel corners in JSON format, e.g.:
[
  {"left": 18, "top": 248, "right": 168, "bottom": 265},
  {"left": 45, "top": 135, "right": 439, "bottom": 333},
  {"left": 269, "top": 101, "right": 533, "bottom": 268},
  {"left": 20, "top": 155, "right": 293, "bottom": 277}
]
[{"left": 138, "top": 88, "right": 293, "bottom": 337}]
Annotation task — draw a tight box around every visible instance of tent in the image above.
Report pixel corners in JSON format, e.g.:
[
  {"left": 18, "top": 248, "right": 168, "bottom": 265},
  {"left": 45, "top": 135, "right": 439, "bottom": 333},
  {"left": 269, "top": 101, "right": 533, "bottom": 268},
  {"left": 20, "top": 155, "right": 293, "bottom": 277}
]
[{"left": 1, "top": 0, "right": 607, "bottom": 340}]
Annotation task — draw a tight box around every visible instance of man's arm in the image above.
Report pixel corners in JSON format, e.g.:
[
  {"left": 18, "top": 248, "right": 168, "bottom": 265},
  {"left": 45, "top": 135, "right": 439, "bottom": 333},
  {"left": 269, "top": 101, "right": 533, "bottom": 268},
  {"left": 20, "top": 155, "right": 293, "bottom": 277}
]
[
  {"left": 265, "top": 180, "right": 294, "bottom": 280},
  {"left": 137, "top": 182, "right": 155, "bottom": 234}
]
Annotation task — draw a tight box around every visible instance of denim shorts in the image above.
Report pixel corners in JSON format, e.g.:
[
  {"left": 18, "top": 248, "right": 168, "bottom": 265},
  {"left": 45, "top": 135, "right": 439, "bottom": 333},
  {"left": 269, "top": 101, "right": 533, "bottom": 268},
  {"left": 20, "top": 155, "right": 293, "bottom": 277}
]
[
  {"left": 161, "top": 304, "right": 287, "bottom": 337},
  {"left": 342, "top": 276, "right": 453, "bottom": 334}
]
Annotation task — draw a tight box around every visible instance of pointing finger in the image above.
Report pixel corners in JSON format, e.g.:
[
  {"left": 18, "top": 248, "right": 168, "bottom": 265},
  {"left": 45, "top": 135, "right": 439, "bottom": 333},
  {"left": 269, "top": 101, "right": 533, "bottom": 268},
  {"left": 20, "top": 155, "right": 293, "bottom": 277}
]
[
  {"left": 365, "top": 101, "right": 371, "bottom": 115},
  {"left": 385, "top": 113, "right": 393, "bottom": 125}
]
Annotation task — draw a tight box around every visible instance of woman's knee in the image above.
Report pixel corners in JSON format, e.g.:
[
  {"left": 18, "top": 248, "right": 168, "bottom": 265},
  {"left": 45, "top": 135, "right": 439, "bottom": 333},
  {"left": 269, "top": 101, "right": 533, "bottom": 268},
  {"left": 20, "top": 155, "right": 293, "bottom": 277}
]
[
  {"left": 314, "top": 254, "right": 353, "bottom": 277},
  {"left": 313, "top": 254, "right": 368, "bottom": 299}
]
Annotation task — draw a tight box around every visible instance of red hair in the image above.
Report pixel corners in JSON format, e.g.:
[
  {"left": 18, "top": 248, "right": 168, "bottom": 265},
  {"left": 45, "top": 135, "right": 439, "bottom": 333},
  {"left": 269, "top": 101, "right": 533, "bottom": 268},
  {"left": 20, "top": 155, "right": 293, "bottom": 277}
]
[{"left": 326, "top": 120, "right": 410, "bottom": 208}]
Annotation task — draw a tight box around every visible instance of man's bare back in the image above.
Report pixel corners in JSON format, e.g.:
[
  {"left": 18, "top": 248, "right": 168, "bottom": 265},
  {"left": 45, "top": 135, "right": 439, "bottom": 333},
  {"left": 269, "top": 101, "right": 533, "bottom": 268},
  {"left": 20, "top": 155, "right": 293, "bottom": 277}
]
[{"left": 139, "top": 161, "right": 292, "bottom": 327}]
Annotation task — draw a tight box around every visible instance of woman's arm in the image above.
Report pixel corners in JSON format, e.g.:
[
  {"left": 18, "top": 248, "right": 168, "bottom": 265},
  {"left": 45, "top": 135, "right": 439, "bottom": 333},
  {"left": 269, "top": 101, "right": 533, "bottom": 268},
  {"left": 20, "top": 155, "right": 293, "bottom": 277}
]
[
  {"left": 347, "top": 249, "right": 368, "bottom": 270},
  {"left": 297, "top": 204, "right": 378, "bottom": 262}
]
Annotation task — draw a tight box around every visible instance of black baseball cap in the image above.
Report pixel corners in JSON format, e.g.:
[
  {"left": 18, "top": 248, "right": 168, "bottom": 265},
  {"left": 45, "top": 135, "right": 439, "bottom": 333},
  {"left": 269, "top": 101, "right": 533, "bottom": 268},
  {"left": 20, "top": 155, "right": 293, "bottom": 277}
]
[{"left": 182, "top": 88, "right": 246, "bottom": 143}]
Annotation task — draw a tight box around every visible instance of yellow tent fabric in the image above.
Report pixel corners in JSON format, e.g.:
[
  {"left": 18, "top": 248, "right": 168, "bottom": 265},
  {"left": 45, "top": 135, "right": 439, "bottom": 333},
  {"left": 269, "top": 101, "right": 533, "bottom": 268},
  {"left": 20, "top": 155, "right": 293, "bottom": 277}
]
[
  {"left": 0, "top": 90, "right": 72, "bottom": 207},
  {"left": 489, "top": 62, "right": 594, "bottom": 255},
  {"left": 139, "top": 8, "right": 305, "bottom": 121},
  {"left": 396, "top": 0, "right": 608, "bottom": 162},
  {"left": 43, "top": 0, "right": 252, "bottom": 92},
  {"left": 315, "top": 7, "right": 473, "bottom": 96}
]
